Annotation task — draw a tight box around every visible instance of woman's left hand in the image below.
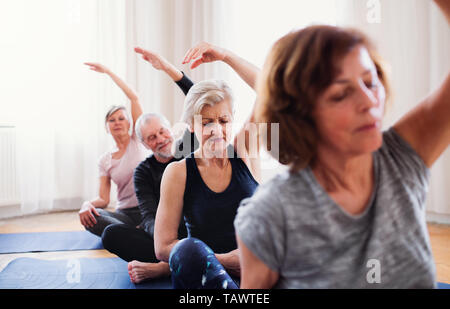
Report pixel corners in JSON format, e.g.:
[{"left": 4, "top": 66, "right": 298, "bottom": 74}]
[
  {"left": 217, "top": 251, "right": 241, "bottom": 277},
  {"left": 182, "top": 42, "right": 227, "bottom": 69},
  {"left": 84, "top": 62, "right": 110, "bottom": 74}
]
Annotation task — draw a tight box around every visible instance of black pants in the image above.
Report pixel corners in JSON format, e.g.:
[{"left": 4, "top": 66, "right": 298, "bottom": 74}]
[
  {"left": 85, "top": 207, "right": 142, "bottom": 237},
  {"left": 84, "top": 207, "right": 157, "bottom": 263},
  {"left": 101, "top": 224, "right": 158, "bottom": 263}
]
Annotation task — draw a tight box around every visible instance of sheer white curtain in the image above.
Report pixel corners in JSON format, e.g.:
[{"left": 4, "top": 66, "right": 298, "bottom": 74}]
[
  {"left": 2, "top": 0, "right": 447, "bottom": 217},
  {"left": 125, "top": 0, "right": 234, "bottom": 125},
  {"left": 0, "top": 0, "right": 127, "bottom": 215},
  {"left": 126, "top": 0, "right": 342, "bottom": 183},
  {"left": 426, "top": 2, "right": 450, "bottom": 219},
  {"left": 127, "top": 0, "right": 450, "bottom": 217}
]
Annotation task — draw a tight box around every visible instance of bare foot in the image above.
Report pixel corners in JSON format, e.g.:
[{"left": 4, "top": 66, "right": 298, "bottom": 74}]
[{"left": 128, "top": 261, "right": 170, "bottom": 284}]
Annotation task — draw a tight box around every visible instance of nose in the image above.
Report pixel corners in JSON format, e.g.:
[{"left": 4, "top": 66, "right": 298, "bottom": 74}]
[
  {"left": 356, "top": 82, "right": 378, "bottom": 112},
  {"left": 156, "top": 132, "right": 169, "bottom": 145},
  {"left": 207, "top": 122, "right": 223, "bottom": 137}
]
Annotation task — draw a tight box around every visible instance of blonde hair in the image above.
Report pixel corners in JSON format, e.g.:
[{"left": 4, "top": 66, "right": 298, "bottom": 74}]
[{"left": 104, "top": 105, "right": 131, "bottom": 134}]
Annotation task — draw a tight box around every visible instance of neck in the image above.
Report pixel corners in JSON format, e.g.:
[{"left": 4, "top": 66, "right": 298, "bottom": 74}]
[
  {"left": 312, "top": 146, "right": 373, "bottom": 192},
  {"left": 113, "top": 134, "right": 131, "bottom": 150},
  {"left": 196, "top": 148, "right": 229, "bottom": 168}
]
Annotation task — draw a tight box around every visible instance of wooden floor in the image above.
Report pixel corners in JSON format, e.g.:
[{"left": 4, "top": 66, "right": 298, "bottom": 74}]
[
  {"left": 0, "top": 210, "right": 117, "bottom": 274},
  {"left": 0, "top": 210, "right": 449, "bottom": 284}
]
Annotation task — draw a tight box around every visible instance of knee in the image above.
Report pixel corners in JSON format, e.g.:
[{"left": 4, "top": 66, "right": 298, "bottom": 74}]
[
  {"left": 101, "top": 223, "right": 124, "bottom": 251},
  {"left": 169, "top": 238, "right": 213, "bottom": 273}
]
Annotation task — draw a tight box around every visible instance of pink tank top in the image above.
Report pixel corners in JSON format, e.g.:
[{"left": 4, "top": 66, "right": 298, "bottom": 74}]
[{"left": 98, "top": 135, "right": 151, "bottom": 210}]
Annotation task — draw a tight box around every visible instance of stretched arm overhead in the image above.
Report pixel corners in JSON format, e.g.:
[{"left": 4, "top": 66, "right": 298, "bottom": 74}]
[
  {"left": 84, "top": 62, "right": 143, "bottom": 128},
  {"left": 134, "top": 46, "right": 197, "bottom": 151},
  {"left": 135, "top": 47, "right": 194, "bottom": 95},
  {"left": 135, "top": 47, "right": 184, "bottom": 82},
  {"left": 182, "top": 42, "right": 260, "bottom": 90},
  {"left": 393, "top": 0, "right": 450, "bottom": 167}
]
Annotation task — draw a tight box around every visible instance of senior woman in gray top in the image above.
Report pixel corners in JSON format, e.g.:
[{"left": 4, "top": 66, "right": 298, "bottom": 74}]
[{"left": 234, "top": 0, "right": 450, "bottom": 288}]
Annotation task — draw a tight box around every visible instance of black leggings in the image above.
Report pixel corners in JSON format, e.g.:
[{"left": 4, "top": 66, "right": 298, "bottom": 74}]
[{"left": 101, "top": 224, "right": 157, "bottom": 263}]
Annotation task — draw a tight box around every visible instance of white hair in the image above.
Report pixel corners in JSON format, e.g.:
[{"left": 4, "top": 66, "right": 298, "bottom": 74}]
[
  {"left": 135, "top": 112, "right": 171, "bottom": 142},
  {"left": 181, "top": 79, "right": 234, "bottom": 125}
]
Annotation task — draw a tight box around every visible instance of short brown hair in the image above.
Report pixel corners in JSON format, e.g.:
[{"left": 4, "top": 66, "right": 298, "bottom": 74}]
[{"left": 256, "top": 25, "right": 390, "bottom": 172}]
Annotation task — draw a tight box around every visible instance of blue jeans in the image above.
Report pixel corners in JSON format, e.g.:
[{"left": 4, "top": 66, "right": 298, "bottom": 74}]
[{"left": 168, "top": 238, "right": 239, "bottom": 289}]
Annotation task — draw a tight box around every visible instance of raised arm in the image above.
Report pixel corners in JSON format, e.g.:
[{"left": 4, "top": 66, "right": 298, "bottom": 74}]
[
  {"left": 182, "top": 42, "right": 260, "bottom": 90},
  {"left": 135, "top": 47, "right": 194, "bottom": 95},
  {"left": 84, "top": 62, "right": 143, "bottom": 127},
  {"left": 393, "top": 0, "right": 450, "bottom": 167},
  {"left": 154, "top": 161, "right": 187, "bottom": 262},
  {"left": 183, "top": 43, "right": 262, "bottom": 181}
]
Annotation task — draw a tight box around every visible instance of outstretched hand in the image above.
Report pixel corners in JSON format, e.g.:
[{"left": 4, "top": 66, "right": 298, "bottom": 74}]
[
  {"left": 182, "top": 42, "right": 227, "bottom": 69},
  {"left": 135, "top": 47, "right": 169, "bottom": 71},
  {"left": 84, "top": 62, "right": 109, "bottom": 74}
]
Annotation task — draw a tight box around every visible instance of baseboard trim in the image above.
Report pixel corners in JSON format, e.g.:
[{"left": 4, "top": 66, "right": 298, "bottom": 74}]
[
  {"left": 0, "top": 197, "right": 84, "bottom": 220},
  {"left": 426, "top": 212, "right": 450, "bottom": 226}
]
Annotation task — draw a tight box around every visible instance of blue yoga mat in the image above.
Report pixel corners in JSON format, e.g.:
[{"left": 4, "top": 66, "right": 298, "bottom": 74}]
[
  {"left": 0, "top": 231, "right": 103, "bottom": 253},
  {"left": 437, "top": 282, "right": 450, "bottom": 289},
  {"left": 0, "top": 257, "right": 172, "bottom": 289}
]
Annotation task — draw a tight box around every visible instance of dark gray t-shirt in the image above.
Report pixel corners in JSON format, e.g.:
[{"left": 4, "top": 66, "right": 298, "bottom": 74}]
[{"left": 234, "top": 128, "right": 436, "bottom": 288}]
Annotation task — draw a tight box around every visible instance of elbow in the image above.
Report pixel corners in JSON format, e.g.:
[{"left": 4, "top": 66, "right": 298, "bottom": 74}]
[
  {"left": 154, "top": 233, "right": 170, "bottom": 262},
  {"left": 155, "top": 244, "right": 169, "bottom": 262},
  {"left": 155, "top": 251, "right": 165, "bottom": 262},
  {"left": 99, "top": 198, "right": 110, "bottom": 208}
]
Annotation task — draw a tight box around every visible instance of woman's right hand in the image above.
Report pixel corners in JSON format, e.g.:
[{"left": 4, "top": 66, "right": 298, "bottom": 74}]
[{"left": 79, "top": 201, "right": 100, "bottom": 228}]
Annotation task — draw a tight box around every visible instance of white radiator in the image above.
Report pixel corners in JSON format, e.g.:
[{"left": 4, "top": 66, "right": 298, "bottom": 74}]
[{"left": 0, "top": 126, "right": 20, "bottom": 206}]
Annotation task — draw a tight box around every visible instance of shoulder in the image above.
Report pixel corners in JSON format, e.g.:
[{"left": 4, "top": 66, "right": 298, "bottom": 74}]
[
  {"left": 163, "top": 159, "right": 187, "bottom": 183},
  {"left": 98, "top": 151, "right": 112, "bottom": 170},
  {"left": 377, "top": 128, "right": 429, "bottom": 183},
  {"left": 236, "top": 172, "right": 289, "bottom": 218},
  {"left": 167, "top": 158, "right": 186, "bottom": 171},
  {"left": 236, "top": 168, "right": 317, "bottom": 221},
  {"left": 98, "top": 150, "right": 111, "bottom": 163}
]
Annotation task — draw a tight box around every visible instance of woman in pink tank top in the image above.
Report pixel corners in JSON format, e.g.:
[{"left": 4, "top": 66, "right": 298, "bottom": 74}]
[
  {"left": 79, "top": 52, "right": 189, "bottom": 238},
  {"left": 78, "top": 61, "right": 148, "bottom": 237}
]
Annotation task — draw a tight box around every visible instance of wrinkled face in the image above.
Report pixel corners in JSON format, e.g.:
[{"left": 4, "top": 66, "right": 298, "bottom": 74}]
[
  {"left": 313, "top": 45, "right": 386, "bottom": 158},
  {"left": 193, "top": 99, "right": 233, "bottom": 158},
  {"left": 107, "top": 109, "right": 130, "bottom": 136},
  {"left": 140, "top": 117, "right": 173, "bottom": 158}
]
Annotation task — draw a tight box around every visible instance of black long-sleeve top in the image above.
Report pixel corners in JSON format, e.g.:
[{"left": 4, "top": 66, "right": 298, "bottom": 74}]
[{"left": 133, "top": 73, "right": 198, "bottom": 238}]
